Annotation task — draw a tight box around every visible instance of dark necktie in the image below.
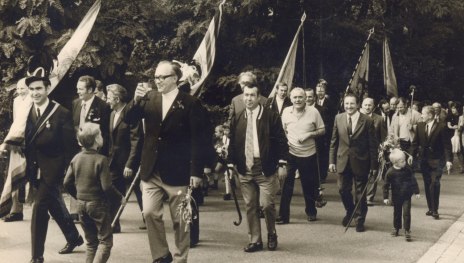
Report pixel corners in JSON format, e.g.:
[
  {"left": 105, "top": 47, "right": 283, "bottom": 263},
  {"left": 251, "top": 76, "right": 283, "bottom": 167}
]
[
  {"left": 37, "top": 108, "right": 41, "bottom": 119},
  {"left": 348, "top": 116, "right": 353, "bottom": 136}
]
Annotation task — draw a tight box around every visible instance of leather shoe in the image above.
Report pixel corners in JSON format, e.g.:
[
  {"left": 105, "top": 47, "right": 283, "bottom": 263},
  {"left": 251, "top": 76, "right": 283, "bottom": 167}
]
[
  {"left": 267, "top": 233, "right": 278, "bottom": 251},
  {"left": 3, "top": 212, "right": 23, "bottom": 222},
  {"left": 307, "top": 215, "right": 317, "bottom": 222},
  {"left": 432, "top": 211, "right": 440, "bottom": 219},
  {"left": 243, "top": 242, "right": 263, "bottom": 253},
  {"left": 342, "top": 214, "right": 351, "bottom": 227},
  {"left": 425, "top": 210, "right": 433, "bottom": 216},
  {"left": 112, "top": 225, "right": 121, "bottom": 234},
  {"left": 391, "top": 229, "right": 399, "bottom": 237},
  {"left": 30, "top": 257, "right": 44, "bottom": 263},
  {"left": 405, "top": 230, "right": 412, "bottom": 241},
  {"left": 276, "top": 216, "right": 289, "bottom": 225},
  {"left": 153, "top": 252, "right": 173, "bottom": 263},
  {"left": 356, "top": 222, "right": 365, "bottom": 232},
  {"left": 58, "top": 236, "right": 83, "bottom": 254}
]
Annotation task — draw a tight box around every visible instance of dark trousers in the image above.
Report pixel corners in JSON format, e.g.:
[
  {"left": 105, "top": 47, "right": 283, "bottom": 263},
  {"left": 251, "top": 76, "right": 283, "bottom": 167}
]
[
  {"left": 337, "top": 164, "right": 368, "bottom": 222},
  {"left": 317, "top": 136, "right": 330, "bottom": 181},
  {"left": 109, "top": 175, "right": 126, "bottom": 230},
  {"left": 392, "top": 198, "right": 412, "bottom": 231},
  {"left": 31, "top": 181, "right": 80, "bottom": 258},
  {"left": 421, "top": 160, "right": 443, "bottom": 212},
  {"left": 399, "top": 140, "right": 412, "bottom": 155},
  {"left": 279, "top": 154, "right": 318, "bottom": 221},
  {"left": 78, "top": 200, "right": 113, "bottom": 263},
  {"left": 190, "top": 188, "right": 201, "bottom": 245}
]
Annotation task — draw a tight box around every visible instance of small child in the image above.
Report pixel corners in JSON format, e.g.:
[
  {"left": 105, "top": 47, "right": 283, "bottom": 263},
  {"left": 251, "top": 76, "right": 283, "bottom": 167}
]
[
  {"left": 64, "top": 123, "right": 125, "bottom": 263},
  {"left": 383, "top": 149, "right": 420, "bottom": 241}
]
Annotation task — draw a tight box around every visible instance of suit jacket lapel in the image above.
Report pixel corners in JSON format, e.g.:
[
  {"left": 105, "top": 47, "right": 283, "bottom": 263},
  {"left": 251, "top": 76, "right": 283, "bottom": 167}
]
[
  {"left": 427, "top": 122, "right": 438, "bottom": 143},
  {"left": 352, "top": 114, "right": 365, "bottom": 138},
  {"left": 163, "top": 92, "right": 182, "bottom": 122},
  {"left": 29, "top": 102, "right": 55, "bottom": 142},
  {"left": 110, "top": 111, "right": 115, "bottom": 132}
]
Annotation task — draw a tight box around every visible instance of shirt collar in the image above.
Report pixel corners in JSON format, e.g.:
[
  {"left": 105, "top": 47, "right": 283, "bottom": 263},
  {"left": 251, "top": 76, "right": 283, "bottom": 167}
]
[
  {"left": 34, "top": 98, "right": 50, "bottom": 115},
  {"left": 161, "top": 87, "right": 179, "bottom": 100},
  {"left": 347, "top": 111, "right": 360, "bottom": 120},
  {"left": 82, "top": 95, "right": 96, "bottom": 107},
  {"left": 114, "top": 103, "right": 126, "bottom": 115}
]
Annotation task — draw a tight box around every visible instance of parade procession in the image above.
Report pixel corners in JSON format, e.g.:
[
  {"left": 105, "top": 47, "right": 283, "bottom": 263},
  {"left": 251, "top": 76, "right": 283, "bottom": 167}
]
[{"left": 1, "top": 1, "right": 464, "bottom": 263}]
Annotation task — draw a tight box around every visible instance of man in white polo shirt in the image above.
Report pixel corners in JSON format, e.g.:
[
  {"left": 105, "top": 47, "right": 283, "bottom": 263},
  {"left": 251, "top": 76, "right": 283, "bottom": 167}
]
[{"left": 277, "top": 88, "right": 325, "bottom": 224}]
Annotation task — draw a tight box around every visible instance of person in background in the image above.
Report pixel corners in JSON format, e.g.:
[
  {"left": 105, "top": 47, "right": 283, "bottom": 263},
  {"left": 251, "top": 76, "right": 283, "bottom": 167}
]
[
  {"left": 266, "top": 82, "right": 292, "bottom": 116},
  {"left": 94, "top": 80, "right": 107, "bottom": 101}
]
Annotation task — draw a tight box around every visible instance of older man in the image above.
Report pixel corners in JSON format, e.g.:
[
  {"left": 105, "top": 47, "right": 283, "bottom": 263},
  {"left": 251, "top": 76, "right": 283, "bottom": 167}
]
[
  {"left": 277, "top": 88, "right": 325, "bottom": 224},
  {"left": 106, "top": 84, "right": 143, "bottom": 233},
  {"left": 125, "top": 61, "right": 204, "bottom": 263},
  {"left": 329, "top": 94, "right": 378, "bottom": 232},
  {"left": 227, "top": 85, "right": 288, "bottom": 252}
]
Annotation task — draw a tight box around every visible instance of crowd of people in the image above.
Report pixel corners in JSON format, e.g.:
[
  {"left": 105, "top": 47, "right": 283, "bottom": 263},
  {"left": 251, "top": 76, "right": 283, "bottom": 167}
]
[{"left": 0, "top": 59, "right": 460, "bottom": 263}]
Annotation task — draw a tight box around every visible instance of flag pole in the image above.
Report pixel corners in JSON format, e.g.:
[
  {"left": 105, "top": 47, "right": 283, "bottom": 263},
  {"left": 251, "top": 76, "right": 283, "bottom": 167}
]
[{"left": 344, "top": 27, "right": 374, "bottom": 97}]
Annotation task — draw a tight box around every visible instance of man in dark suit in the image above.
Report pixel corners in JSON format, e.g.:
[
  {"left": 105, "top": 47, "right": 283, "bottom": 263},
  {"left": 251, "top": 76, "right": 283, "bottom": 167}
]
[
  {"left": 265, "top": 82, "right": 292, "bottom": 116},
  {"left": 125, "top": 61, "right": 204, "bottom": 263},
  {"left": 329, "top": 94, "right": 378, "bottom": 232},
  {"left": 228, "top": 71, "right": 267, "bottom": 123},
  {"left": 377, "top": 99, "right": 393, "bottom": 136},
  {"left": 106, "top": 84, "right": 143, "bottom": 233},
  {"left": 315, "top": 80, "right": 336, "bottom": 183},
  {"left": 24, "top": 73, "right": 83, "bottom": 263},
  {"left": 413, "top": 105, "right": 452, "bottom": 219},
  {"left": 72, "top": 75, "right": 111, "bottom": 155},
  {"left": 360, "top": 97, "right": 386, "bottom": 206},
  {"left": 227, "top": 85, "right": 288, "bottom": 253}
]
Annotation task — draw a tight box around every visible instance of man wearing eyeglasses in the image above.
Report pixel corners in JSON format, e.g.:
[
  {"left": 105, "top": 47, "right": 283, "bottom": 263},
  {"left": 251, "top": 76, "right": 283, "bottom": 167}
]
[{"left": 125, "top": 61, "right": 205, "bottom": 263}]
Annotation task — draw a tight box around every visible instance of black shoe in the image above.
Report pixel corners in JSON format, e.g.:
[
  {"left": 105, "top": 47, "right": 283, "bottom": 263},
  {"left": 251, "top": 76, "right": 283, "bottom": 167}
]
[
  {"left": 355, "top": 221, "right": 365, "bottom": 232},
  {"left": 367, "top": 201, "right": 375, "bottom": 207},
  {"left": 3, "top": 212, "right": 23, "bottom": 222},
  {"left": 210, "top": 180, "right": 218, "bottom": 190},
  {"left": 153, "top": 252, "right": 173, "bottom": 263},
  {"left": 243, "top": 242, "right": 263, "bottom": 253},
  {"left": 342, "top": 214, "right": 351, "bottom": 227},
  {"left": 426, "top": 211, "right": 433, "bottom": 216},
  {"left": 405, "top": 230, "right": 412, "bottom": 241},
  {"left": 58, "top": 236, "right": 84, "bottom": 254},
  {"left": 30, "top": 257, "right": 44, "bottom": 263},
  {"left": 190, "top": 240, "right": 199, "bottom": 248},
  {"left": 139, "top": 223, "right": 147, "bottom": 230},
  {"left": 223, "top": 193, "right": 232, "bottom": 200},
  {"left": 391, "top": 229, "right": 399, "bottom": 237},
  {"left": 307, "top": 215, "right": 317, "bottom": 222},
  {"left": 432, "top": 211, "right": 440, "bottom": 219},
  {"left": 276, "top": 217, "right": 289, "bottom": 225},
  {"left": 267, "top": 233, "right": 278, "bottom": 251}
]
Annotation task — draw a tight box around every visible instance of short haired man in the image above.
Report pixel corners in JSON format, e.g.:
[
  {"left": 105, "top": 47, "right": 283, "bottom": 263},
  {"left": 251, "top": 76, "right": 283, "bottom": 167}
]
[
  {"left": 24, "top": 72, "right": 83, "bottom": 262},
  {"left": 266, "top": 82, "right": 292, "bottom": 116},
  {"left": 125, "top": 61, "right": 205, "bottom": 262},
  {"left": 390, "top": 97, "right": 422, "bottom": 154},
  {"left": 329, "top": 94, "right": 378, "bottom": 232},
  {"left": 277, "top": 88, "right": 325, "bottom": 224},
  {"left": 412, "top": 106, "right": 452, "bottom": 219},
  {"left": 106, "top": 84, "right": 143, "bottom": 233},
  {"left": 227, "top": 85, "right": 288, "bottom": 252}
]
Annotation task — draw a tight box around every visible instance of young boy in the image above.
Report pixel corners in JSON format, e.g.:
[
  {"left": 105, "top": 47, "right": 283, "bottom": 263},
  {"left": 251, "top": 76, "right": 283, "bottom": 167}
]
[
  {"left": 64, "top": 123, "right": 125, "bottom": 262},
  {"left": 383, "top": 149, "right": 420, "bottom": 241}
]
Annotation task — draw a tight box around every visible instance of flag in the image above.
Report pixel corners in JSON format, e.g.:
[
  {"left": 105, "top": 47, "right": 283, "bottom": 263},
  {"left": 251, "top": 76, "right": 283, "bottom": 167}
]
[
  {"left": 49, "top": 0, "right": 102, "bottom": 92},
  {"left": 383, "top": 37, "right": 398, "bottom": 97},
  {"left": 269, "top": 12, "right": 307, "bottom": 98},
  {"left": 349, "top": 43, "right": 369, "bottom": 100},
  {"left": 0, "top": 0, "right": 101, "bottom": 218},
  {"left": 190, "top": 0, "right": 226, "bottom": 97}
]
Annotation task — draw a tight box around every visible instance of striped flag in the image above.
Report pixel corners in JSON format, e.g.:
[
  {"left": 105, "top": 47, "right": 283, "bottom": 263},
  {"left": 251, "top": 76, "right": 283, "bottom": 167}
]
[
  {"left": 190, "top": 0, "right": 226, "bottom": 97},
  {"left": 383, "top": 37, "right": 398, "bottom": 97},
  {"left": 349, "top": 42, "right": 370, "bottom": 100},
  {"left": 0, "top": 0, "right": 101, "bottom": 218},
  {"left": 269, "top": 12, "right": 307, "bottom": 98}
]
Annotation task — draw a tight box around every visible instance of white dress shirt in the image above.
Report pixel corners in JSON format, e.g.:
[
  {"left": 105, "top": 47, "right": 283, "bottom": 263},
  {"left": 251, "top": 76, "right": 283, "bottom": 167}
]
[
  {"left": 275, "top": 96, "right": 284, "bottom": 113},
  {"left": 81, "top": 95, "right": 96, "bottom": 118},
  {"left": 35, "top": 99, "right": 50, "bottom": 119},
  {"left": 347, "top": 111, "right": 360, "bottom": 135},
  {"left": 162, "top": 88, "right": 179, "bottom": 120},
  {"left": 113, "top": 104, "right": 126, "bottom": 129}
]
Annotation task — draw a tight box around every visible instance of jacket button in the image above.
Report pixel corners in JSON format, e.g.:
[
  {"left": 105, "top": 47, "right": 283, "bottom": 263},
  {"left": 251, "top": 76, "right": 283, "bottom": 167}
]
[{"left": 158, "top": 137, "right": 162, "bottom": 141}]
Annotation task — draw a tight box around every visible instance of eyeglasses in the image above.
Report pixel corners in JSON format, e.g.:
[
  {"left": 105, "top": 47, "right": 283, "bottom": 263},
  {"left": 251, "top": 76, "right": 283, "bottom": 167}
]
[{"left": 154, "top": 74, "right": 175, "bottom": 81}]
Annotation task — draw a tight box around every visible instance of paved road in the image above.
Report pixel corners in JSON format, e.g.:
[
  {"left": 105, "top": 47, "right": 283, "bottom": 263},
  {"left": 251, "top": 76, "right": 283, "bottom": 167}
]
[{"left": 2, "top": 169, "right": 464, "bottom": 263}]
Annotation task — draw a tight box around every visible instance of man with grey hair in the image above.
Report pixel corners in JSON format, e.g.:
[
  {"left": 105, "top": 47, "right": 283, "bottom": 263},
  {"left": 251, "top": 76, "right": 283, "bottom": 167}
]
[
  {"left": 277, "top": 88, "right": 325, "bottom": 224},
  {"left": 106, "top": 84, "right": 143, "bottom": 233}
]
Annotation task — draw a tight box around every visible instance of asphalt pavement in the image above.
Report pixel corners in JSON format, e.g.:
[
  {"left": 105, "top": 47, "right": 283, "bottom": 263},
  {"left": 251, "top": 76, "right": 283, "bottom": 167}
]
[{"left": 2, "top": 168, "right": 464, "bottom": 263}]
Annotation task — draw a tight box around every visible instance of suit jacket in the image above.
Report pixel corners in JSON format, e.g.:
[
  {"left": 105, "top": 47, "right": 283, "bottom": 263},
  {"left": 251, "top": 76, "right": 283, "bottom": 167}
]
[
  {"left": 265, "top": 96, "right": 292, "bottom": 116},
  {"left": 370, "top": 113, "right": 387, "bottom": 143},
  {"left": 317, "top": 97, "right": 336, "bottom": 132},
  {"left": 413, "top": 121, "right": 452, "bottom": 168},
  {"left": 228, "top": 104, "right": 288, "bottom": 176},
  {"left": 25, "top": 101, "right": 77, "bottom": 187},
  {"left": 329, "top": 112, "right": 378, "bottom": 176},
  {"left": 72, "top": 96, "right": 111, "bottom": 155},
  {"left": 228, "top": 93, "right": 268, "bottom": 122},
  {"left": 125, "top": 90, "right": 205, "bottom": 186},
  {"left": 108, "top": 105, "right": 143, "bottom": 175}
]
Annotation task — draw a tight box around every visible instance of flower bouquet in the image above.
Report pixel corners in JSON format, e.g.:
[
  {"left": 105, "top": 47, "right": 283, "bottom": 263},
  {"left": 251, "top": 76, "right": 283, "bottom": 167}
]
[{"left": 176, "top": 186, "right": 197, "bottom": 232}]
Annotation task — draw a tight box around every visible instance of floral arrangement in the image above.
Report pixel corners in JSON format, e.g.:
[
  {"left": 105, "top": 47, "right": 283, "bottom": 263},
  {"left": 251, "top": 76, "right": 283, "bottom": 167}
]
[
  {"left": 176, "top": 186, "right": 197, "bottom": 232},
  {"left": 378, "top": 134, "right": 401, "bottom": 164}
]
